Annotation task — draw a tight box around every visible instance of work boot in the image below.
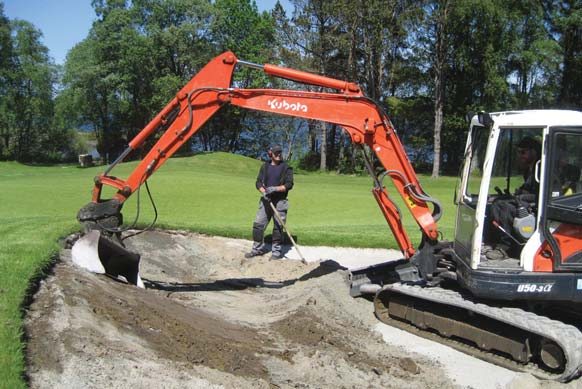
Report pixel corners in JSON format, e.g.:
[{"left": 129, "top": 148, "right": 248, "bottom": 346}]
[
  {"left": 244, "top": 249, "right": 266, "bottom": 259},
  {"left": 480, "top": 244, "right": 493, "bottom": 255},
  {"left": 270, "top": 253, "right": 283, "bottom": 260},
  {"left": 485, "top": 247, "right": 508, "bottom": 260}
]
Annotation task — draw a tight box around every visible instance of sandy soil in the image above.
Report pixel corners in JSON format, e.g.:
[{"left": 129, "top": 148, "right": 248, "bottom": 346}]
[{"left": 24, "top": 230, "right": 582, "bottom": 388}]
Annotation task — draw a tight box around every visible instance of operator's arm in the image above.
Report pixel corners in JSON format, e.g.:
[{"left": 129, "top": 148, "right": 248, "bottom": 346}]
[
  {"left": 515, "top": 172, "right": 539, "bottom": 203},
  {"left": 256, "top": 163, "right": 267, "bottom": 193},
  {"left": 281, "top": 165, "right": 293, "bottom": 192}
]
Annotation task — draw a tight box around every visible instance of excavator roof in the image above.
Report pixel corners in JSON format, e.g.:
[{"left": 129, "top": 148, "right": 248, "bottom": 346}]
[{"left": 472, "top": 110, "right": 582, "bottom": 128}]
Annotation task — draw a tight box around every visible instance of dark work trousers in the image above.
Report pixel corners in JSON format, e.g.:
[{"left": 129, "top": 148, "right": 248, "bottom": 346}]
[
  {"left": 489, "top": 197, "right": 520, "bottom": 253},
  {"left": 252, "top": 198, "right": 288, "bottom": 256}
]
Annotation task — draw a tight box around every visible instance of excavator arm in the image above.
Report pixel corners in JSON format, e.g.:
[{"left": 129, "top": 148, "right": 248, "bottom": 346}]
[
  {"left": 228, "top": 88, "right": 441, "bottom": 255},
  {"left": 78, "top": 51, "right": 441, "bottom": 260}
]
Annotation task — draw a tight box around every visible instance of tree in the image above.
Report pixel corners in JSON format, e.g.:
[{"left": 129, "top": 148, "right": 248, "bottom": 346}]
[
  {"left": 545, "top": 0, "right": 582, "bottom": 108},
  {"left": 423, "top": 0, "right": 450, "bottom": 178},
  {"left": 132, "top": 0, "right": 215, "bottom": 108},
  {"left": 437, "top": 0, "right": 517, "bottom": 172},
  {"left": 0, "top": 3, "right": 80, "bottom": 162},
  {"left": 505, "top": 0, "right": 561, "bottom": 108},
  {"left": 275, "top": 0, "right": 346, "bottom": 171},
  {"left": 275, "top": 0, "right": 427, "bottom": 172},
  {"left": 6, "top": 20, "right": 57, "bottom": 161},
  {"left": 0, "top": 2, "right": 14, "bottom": 158},
  {"left": 203, "top": 0, "right": 276, "bottom": 154},
  {"left": 61, "top": 2, "right": 136, "bottom": 161},
  {"left": 62, "top": 0, "right": 209, "bottom": 160}
]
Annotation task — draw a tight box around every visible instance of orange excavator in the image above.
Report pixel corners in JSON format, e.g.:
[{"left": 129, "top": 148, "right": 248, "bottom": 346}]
[{"left": 73, "top": 51, "right": 582, "bottom": 381}]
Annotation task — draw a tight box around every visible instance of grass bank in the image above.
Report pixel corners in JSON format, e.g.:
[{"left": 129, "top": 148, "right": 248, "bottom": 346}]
[{"left": 0, "top": 152, "right": 457, "bottom": 388}]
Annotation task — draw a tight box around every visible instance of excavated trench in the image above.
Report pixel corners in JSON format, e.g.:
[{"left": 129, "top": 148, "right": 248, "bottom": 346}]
[{"left": 23, "top": 230, "right": 504, "bottom": 388}]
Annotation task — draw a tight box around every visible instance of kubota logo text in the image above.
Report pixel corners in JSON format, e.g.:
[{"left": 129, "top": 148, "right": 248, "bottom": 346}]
[{"left": 267, "top": 99, "right": 308, "bottom": 112}]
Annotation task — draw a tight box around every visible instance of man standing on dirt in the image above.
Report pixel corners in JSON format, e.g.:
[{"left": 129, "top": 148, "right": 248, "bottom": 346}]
[{"left": 245, "top": 144, "right": 294, "bottom": 260}]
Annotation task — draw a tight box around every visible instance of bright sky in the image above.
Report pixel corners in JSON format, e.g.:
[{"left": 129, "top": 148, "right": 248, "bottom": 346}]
[{"left": 3, "top": 0, "right": 291, "bottom": 65}]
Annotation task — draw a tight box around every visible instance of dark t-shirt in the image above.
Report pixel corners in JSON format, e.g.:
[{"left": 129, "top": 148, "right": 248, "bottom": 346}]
[
  {"left": 265, "top": 163, "right": 285, "bottom": 188},
  {"left": 256, "top": 161, "right": 293, "bottom": 201}
]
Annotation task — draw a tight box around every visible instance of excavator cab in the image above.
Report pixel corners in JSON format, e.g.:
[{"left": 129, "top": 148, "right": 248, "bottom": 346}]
[
  {"left": 371, "top": 111, "right": 582, "bottom": 381},
  {"left": 454, "top": 110, "right": 582, "bottom": 297},
  {"left": 455, "top": 113, "right": 544, "bottom": 269}
]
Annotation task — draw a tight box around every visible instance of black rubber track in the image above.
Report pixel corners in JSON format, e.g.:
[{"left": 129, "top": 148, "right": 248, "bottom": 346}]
[{"left": 374, "top": 283, "right": 582, "bottom": 382}]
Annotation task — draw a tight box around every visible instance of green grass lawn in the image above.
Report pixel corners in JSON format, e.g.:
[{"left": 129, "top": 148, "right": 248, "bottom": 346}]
[{"left": 0, "top": 152, "right": 457, "bottom": 388}]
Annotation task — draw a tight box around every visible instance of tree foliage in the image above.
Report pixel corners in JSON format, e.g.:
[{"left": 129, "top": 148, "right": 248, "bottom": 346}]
[
  {"left": 545, "top": 0, "right": 582, "bottom": 108},
  {"left": 57, "top": 0, "right": 278, "bottom": 161},
  {"left": 0, "top": 0, "right": 581, "bottom": 172},
  {"left": 0, "top": 4, "right": 79, "bottom": 162}
]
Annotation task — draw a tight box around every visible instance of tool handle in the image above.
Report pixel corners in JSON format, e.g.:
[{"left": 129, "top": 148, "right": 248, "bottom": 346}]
[{"left": 268, "top": 201, "right": 307, "bottom": 264}]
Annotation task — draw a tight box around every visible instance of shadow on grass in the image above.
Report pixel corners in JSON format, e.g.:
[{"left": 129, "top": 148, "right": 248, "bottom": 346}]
[{"left": 143, "top": 259, "right": 346, "bottom": 293}]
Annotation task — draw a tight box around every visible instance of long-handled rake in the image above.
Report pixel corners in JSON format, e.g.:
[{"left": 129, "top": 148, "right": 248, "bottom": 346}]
[{"left": 268, "top": 200, "right": 307, "bottom": 264}]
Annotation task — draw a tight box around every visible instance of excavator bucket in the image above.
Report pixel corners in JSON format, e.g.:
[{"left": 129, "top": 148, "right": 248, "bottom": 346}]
[{"left": 71, "top": 230, "right": 144, "bottom": 288}]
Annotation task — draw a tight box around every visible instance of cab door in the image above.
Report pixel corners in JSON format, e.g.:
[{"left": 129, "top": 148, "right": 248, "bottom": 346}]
[{"left": 540, "top": 128, "right": 582, "bottom": 271}]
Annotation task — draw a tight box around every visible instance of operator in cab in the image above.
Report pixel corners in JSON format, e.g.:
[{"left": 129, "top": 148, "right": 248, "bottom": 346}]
[
  {"left": 514, "top": 137, "right": 541, "bottom": 199},
  {"left": 486, "top": 137, "right": 541, "bottom": 260},
  {"left": 245, "top": 145, "right": 294, "bottom": 260}
]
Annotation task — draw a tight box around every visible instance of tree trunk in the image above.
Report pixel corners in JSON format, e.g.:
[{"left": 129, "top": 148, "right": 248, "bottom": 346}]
[
  {"left": 431, "top": 0, "right": 448, "bottom": 179},
  {"left": 319, "top": 121, "right": 327, "bottom": 171},
  {"left": 432, "top": 94, "right": 443, "bottom": 178},
  {"left": 308, "top": 120, "right": 317, "bottom": 152}
]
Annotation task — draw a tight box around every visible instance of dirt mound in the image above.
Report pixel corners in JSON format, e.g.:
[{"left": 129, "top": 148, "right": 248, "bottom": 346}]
[{"left": 25, "top": 230, "right": 456, "bottom": 388}]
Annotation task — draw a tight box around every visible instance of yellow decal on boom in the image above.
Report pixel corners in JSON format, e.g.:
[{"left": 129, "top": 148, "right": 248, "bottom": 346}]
[{"left": 407, "top": 196, "right": 416, "bottom": 208}]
